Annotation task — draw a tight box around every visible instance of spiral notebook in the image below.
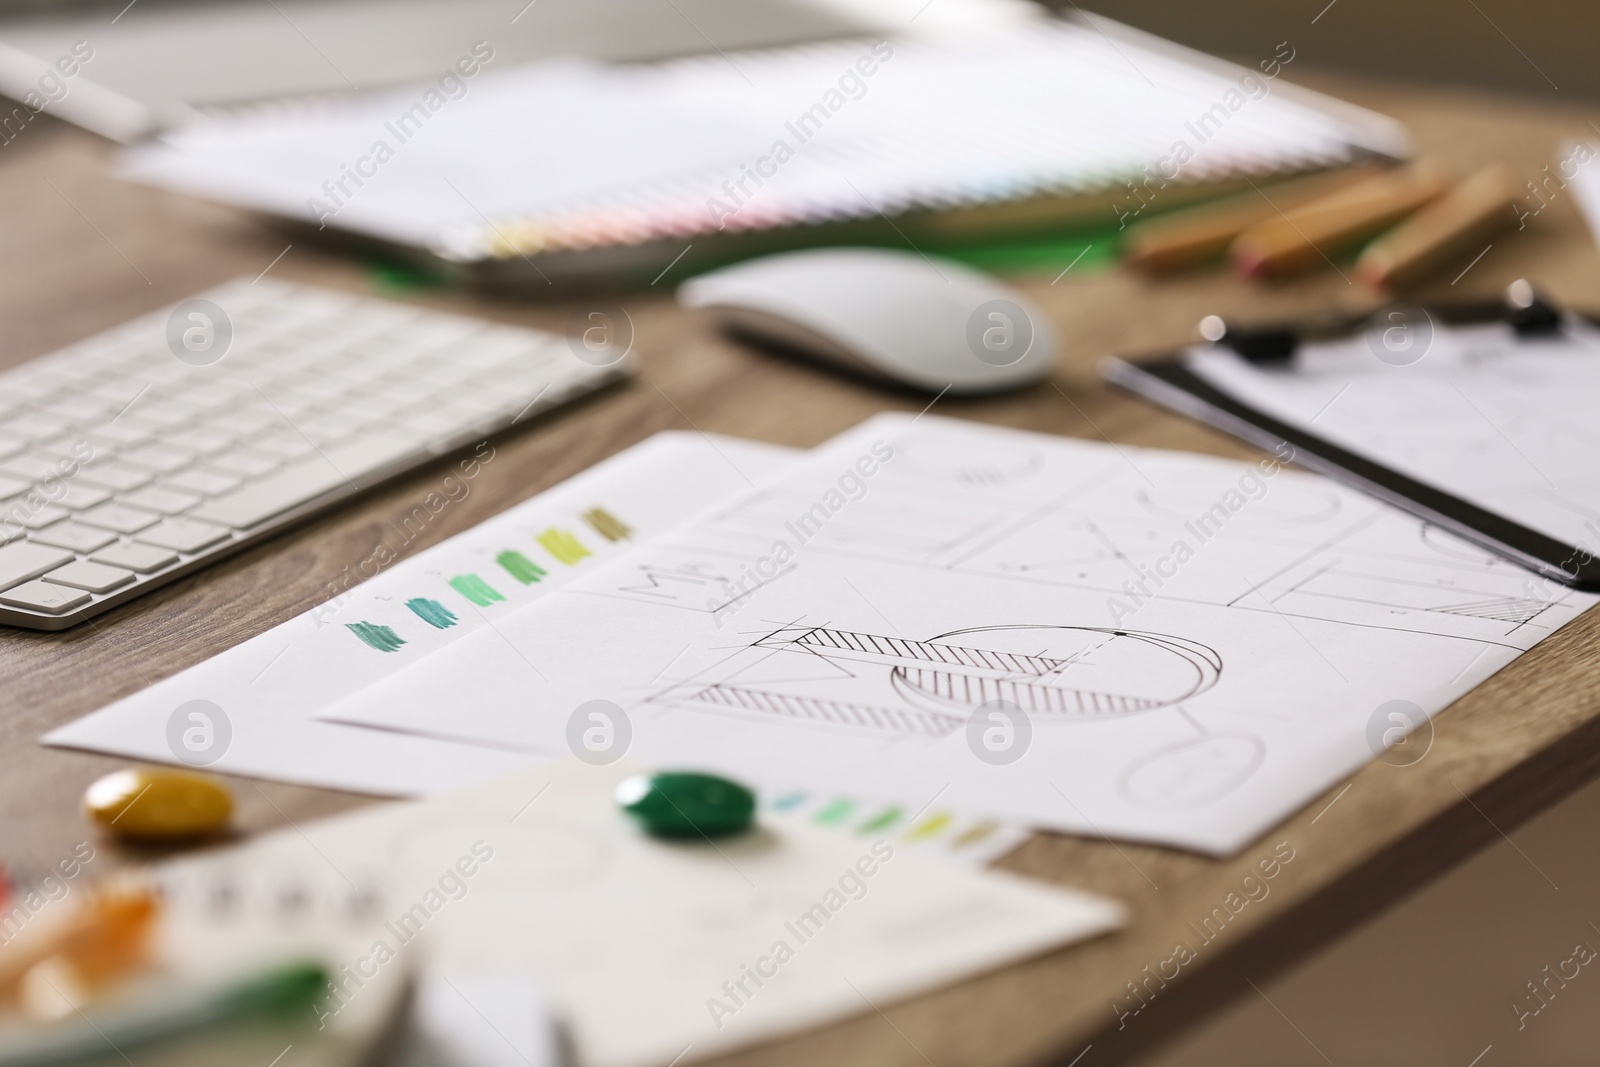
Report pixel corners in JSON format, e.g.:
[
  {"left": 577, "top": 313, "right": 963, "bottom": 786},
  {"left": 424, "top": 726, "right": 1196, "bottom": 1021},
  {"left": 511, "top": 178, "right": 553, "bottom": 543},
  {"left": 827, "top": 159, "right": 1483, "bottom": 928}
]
[{"left": 119, "top": 13, "right": 1408, "bottom": 287}]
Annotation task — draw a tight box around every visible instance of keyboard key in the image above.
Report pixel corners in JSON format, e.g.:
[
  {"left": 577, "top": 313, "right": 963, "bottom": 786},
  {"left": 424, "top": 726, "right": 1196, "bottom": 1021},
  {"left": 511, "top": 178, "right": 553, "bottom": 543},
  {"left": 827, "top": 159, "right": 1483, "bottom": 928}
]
[
  {"left": 43, "top": 560, "right": 135, "bottom": 593},
  {"left": 339, "top": 394, "right": 409, "bottom": 422},
  {"left": 128, "top": 398, "right": 200, "bottom": 428},
  {"left": 85, "top": 380, "right": 146, "bottom": 405},
  {"left": 0, "top": 541, "right": 74, "bottom": 590},
  {"left": 294, "top": 377, "right": 353, "bottom": 402},
  {"left": 296, "top": 412, "right": 356, "bottom": 443},
  {"left": 45, "top": 395, "right": 115, "bottom": 422},
  {"left": 203, "top": 408, "right": 279, "bottom": 436},
  {"left": 0, "top": 579, "right": 90, "bottom": 613},
  {"left": 0, "top": 452, "right": 74, "bottom": 481},
  {"left": 6, "top": 375, "right": 62, "bottom": 400},
  {"left": 180, "top": 382, "right": 245, "bottom": 408},
  {"left": 53, "top": 484, "right": 112, "bottom": 510},
  {"left": 258, "top": 391, "right": 317, "bottom": 418},
  {"left": 8, "top": 505, "right": 69, "bottom": 529},
  {"left": 7, "top": 412, "right": 69, "bottom": 441},
  {"left": 85, "top": 420, "right": 158, "bottom": 448},
  {"left": 91, "top": 542, "right": 178, "bottom": 573},
  {"left": 252, "top": 433, "right": 316, "bottom": 460},
  {"left": 209, "top": 449, "right": 281, "bottom": 477},
  {"left": 29, "top": 522, "right": 116, "bottom": 552},
  {"left": 0, "top": 432, "right": 26, "bottom": 460},
  {"left": 120, "top": 486, "right": 203, "bottom": 515},
  {"left": 191, "top": 431, "right": 417, "bottom": 529},
  {"left": 0, "top": 475, "right": 28, "bottom": 501},
  {"left": 164, "top": 426, "right": 235, "bottom": 455},
  {"left": 163, "top": 467, "right": 240, "bottom": 496},
  {"left": 120, "top": 443, "right": 195, "bottom": 474},
  {"left": 76, "top": 461, "right": 154, "bottom": 492},
  {"left": 135, "top": 518, "right": 230, "bottom": 553},
  {"left": 78, "top": 503, "right": 160, "bottom": 533}
]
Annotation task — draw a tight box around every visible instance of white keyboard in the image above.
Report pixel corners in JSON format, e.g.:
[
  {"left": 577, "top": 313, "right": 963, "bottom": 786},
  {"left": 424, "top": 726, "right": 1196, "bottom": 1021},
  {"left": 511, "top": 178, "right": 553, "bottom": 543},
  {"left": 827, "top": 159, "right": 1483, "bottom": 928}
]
[{"left": 0, "top": 278, "right": 626, "bottom": 630}]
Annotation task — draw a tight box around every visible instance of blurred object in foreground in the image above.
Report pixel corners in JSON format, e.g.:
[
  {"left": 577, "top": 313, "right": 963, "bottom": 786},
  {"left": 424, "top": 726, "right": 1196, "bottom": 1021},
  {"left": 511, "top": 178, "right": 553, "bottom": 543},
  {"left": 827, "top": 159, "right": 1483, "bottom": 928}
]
[
  {"left": 142, "top": 759, "right": 1120, "bottom": 1067},
  {"left": 0, "top": 881, "right": 403, "bottom": 1067},
  {"left": 0, "top": 887, "right": 158, "bottom": 1022},
  {"left": 385, "top": 972, "right": 567, "bottom": 1067},
  {"left": 82, "top": 769, "right": 234, "bottom": 844}
]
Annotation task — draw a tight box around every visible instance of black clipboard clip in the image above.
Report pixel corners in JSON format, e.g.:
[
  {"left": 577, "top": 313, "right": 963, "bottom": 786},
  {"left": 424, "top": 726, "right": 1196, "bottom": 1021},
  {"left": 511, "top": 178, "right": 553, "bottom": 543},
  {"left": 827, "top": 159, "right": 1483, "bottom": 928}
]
[{"left": 1198, "top": 279, "right": 1567, "bottom": 365}]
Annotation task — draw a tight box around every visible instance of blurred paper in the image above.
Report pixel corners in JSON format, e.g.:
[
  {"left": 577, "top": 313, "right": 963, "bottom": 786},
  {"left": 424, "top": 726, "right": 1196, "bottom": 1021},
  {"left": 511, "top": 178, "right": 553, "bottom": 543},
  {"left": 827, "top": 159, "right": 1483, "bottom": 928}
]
[
  {"left": 391, "top": 973, "right": 565, "bottom": 1067},
  {"left": 150, "top": 759, "right": 1121, "bottom": 1067}
]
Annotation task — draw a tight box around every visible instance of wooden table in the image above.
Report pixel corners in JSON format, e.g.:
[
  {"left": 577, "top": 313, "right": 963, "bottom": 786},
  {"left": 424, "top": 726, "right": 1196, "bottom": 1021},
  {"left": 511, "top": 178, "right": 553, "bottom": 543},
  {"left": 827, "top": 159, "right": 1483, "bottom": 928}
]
[{"left": 4, "top": 69, "right": 1600, "bottom": 1066}]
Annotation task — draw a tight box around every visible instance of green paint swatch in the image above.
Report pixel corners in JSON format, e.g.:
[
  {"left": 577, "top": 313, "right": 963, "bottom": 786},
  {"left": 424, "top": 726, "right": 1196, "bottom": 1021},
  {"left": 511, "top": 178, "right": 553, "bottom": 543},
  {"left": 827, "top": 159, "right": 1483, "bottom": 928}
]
[
  {"left": 449, "top": 573, "right": 505, "bottom": 607},
  {"left": 406, "top": 598, "right": 457, "bottom": 629},
  {"left": 856, "top": 806, "right": 903, "bottom": 834},
  {"left": 347, "top": 621, "right": 405, "bottom": 653},
  {"left": 496, "top": 550, "right": 547, "bottom": 585},
  {"left": 814, "top": 798, "right": 855, "bottom": 825},
  {"left": 537, "top": 528, "right": 591, "bottom": 566}
]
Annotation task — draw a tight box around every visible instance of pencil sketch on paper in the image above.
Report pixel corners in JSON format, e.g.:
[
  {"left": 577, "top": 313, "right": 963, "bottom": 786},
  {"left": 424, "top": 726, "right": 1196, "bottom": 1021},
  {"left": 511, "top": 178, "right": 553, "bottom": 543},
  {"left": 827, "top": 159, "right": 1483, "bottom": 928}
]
[
  {"left": 1118, "top": 732, "right": 1266, "bottom": 810},
  {"left": 651, "top": 623, "right": 1222, "bottom": 738},
  {"left": 895, "top": 435, "right": 1045, "bottom": 487}
]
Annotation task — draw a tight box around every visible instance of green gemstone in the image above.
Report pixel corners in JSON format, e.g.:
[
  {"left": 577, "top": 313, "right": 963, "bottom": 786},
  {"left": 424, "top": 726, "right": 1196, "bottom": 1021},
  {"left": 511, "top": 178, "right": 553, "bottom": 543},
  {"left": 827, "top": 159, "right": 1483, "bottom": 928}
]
[{"left": 616, "top": 771, "right": 757, "bottom": 839}]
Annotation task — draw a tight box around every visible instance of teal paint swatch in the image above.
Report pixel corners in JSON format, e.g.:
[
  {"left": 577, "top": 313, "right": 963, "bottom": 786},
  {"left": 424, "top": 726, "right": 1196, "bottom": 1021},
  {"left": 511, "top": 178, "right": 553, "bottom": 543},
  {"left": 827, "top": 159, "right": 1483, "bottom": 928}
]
[
  {"left": 449, "top": 573, "right": 505, "bottom": 607},
  {"left": 496, "top": 550, "right": 547, "bottom": 585},
  {"left": 407, "top": 598, "right": 457, "bottom": 629},
  {"left": 770, "top": 791, "right": 808, "bottom": 812},
  {"left": 347, "top": 621, "right": 406, "bottom": 653}
]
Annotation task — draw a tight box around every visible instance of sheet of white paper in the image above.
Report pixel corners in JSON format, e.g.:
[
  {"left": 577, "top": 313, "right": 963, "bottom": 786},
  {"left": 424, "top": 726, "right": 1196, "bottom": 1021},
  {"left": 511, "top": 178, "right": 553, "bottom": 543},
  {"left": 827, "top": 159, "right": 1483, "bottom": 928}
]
[
  {"left": 151, "top": 759, "right": 1122, "bottom": 1067},
  {"left": 320, "top": 414, "right": 1596, "bottom": 855},
  {"left": 43, "top": 432, "right": 795, "bottom": 795},
  {"left": 1185, "top": 323, "right": 1600, "bottom": 556}
]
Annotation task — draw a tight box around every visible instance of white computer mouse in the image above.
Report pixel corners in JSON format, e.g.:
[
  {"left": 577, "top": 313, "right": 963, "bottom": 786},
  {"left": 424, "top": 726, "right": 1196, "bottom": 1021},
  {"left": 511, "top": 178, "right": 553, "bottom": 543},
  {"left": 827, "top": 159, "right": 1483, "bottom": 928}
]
[{"left": 677, "top": 247, "right": 1058, "bottom": 394}]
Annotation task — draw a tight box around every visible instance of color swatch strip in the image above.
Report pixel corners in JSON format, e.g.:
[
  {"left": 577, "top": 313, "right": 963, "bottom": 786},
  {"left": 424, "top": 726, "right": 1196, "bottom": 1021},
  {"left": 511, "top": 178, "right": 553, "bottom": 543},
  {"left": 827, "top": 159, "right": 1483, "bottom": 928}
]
[{"left": 343, "top": 507, "right": 622, "bottom": 652}]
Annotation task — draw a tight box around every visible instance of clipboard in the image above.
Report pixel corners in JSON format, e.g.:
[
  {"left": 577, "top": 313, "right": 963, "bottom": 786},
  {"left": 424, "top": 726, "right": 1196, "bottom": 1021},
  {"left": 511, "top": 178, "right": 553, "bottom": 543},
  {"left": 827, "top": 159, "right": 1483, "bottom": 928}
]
[{"left": 1103, "top": 285, "right": 1600, "bottom": 590}]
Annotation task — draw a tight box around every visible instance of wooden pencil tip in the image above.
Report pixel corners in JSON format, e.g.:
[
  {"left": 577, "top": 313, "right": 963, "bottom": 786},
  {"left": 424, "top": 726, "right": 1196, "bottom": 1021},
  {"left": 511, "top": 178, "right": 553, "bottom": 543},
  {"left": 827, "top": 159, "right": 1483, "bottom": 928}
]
[
  {"left": 1353, "top": 257, "right": 1390, "bottom": 291},
  {"left": 1231, "top": 244, "right": 1266, "bottom": 279}
]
